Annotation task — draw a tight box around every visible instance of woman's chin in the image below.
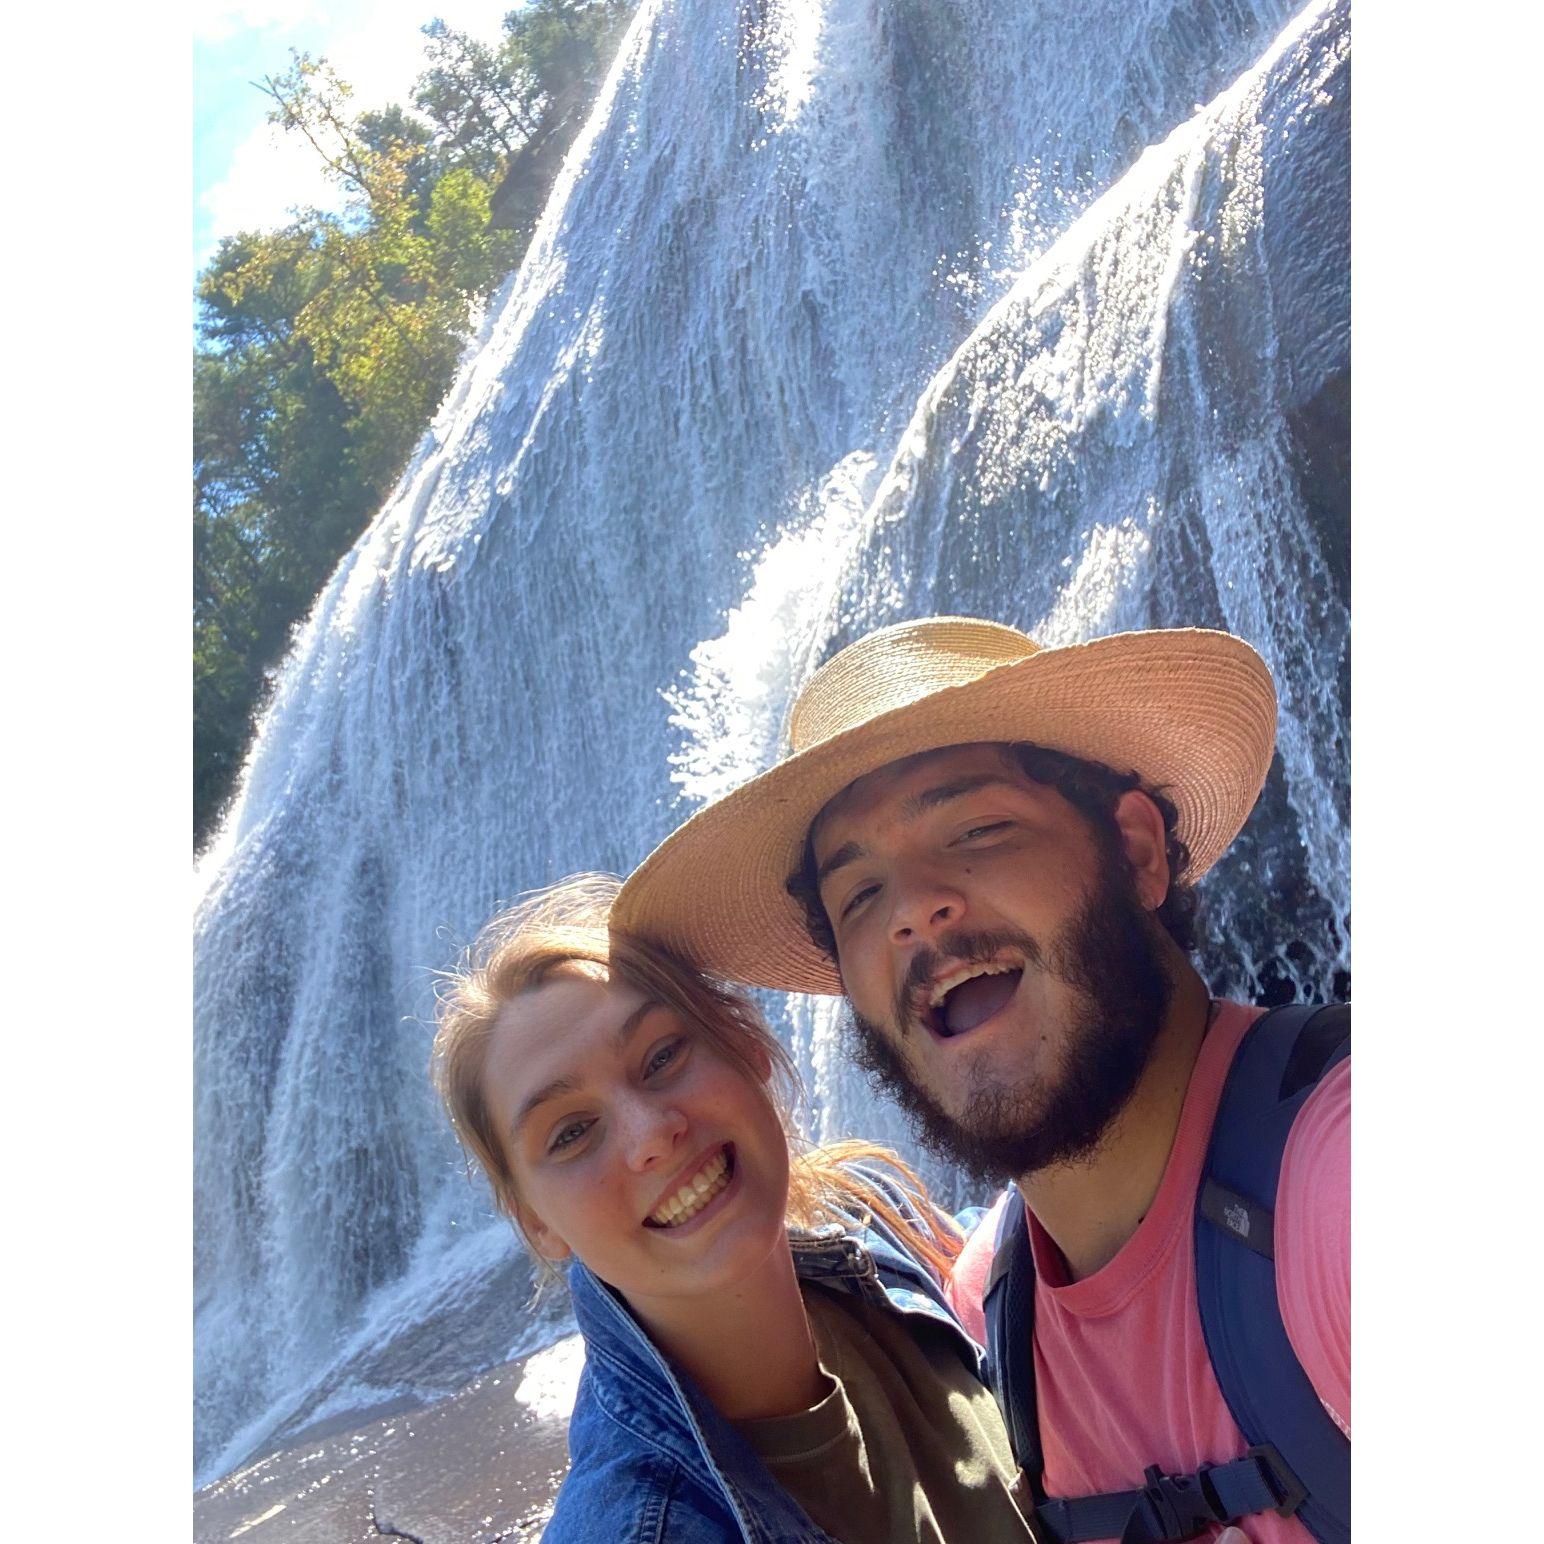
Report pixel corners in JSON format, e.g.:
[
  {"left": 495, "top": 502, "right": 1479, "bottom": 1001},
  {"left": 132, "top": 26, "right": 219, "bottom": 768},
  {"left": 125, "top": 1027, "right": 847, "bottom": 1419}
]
[{"left": 617, "top": 1182, "right": 791, "bottom": 1309}]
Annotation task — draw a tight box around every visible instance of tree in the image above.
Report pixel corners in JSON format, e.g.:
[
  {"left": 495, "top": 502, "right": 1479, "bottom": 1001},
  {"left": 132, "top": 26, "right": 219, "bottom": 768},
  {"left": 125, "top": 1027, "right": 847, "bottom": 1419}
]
[
  {"left": 251, "top": 52, "right": 524, "bottom": 482},
  {"left": 194, "top": 230, "right": 377, "bottom": 827},
  {"left": 194, "top": 4, "right": 636, "bottom": 844},
  {"left": 415, "top": 18, "right": 540, "bottom": 177}
]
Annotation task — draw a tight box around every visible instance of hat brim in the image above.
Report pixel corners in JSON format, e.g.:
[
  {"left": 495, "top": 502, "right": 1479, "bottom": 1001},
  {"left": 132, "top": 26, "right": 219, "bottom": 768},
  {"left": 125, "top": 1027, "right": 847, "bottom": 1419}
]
[{"left": 613, "top": 628, "right": 1276, "bottom": 994}]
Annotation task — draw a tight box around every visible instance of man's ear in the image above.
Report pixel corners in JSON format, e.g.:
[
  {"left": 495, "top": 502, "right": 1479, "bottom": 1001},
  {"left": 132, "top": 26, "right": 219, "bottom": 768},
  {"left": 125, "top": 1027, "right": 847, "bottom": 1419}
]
[
  {"left": 1111, "top": 789, "right": 1171, "bottom": 912},
  {"left": 514, "top": 1201, "right": 572, "bottom": 1264}
]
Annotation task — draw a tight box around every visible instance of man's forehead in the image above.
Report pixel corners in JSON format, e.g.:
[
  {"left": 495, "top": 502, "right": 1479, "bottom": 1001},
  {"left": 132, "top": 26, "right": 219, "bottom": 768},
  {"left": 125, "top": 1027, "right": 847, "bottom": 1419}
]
[{"left": 808, "top": 741, "right": 1015, "bottom": 851}]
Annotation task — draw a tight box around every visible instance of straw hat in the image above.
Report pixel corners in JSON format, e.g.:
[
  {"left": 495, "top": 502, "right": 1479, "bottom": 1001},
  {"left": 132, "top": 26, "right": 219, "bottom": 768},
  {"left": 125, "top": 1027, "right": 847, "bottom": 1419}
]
[{"left": 612, "top": 617, "right": 1276, "bottom": 995}]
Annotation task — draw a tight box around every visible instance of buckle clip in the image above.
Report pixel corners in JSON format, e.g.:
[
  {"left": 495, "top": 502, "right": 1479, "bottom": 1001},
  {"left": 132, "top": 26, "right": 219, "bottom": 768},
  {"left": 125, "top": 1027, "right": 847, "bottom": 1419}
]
[
  {"left": 1123, "top": 1465, "right": 1227, "bottom": 1542},
  {"left": 1248, "top": 1442, "right": 1308, "bottom": 1518}
]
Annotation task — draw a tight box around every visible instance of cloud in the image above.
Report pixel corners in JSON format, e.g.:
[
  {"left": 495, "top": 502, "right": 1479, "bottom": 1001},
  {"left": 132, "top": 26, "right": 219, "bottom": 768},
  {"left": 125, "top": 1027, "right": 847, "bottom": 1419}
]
[
  {"left": 194, "top": 0, "right": 320, "bottom": 44},
  {"left": 323, "top": 0, "right": 515, "bottom": 109},
  {"left": 196, "top": 0, "right": 514, "bottom": 263},
  {"left": 200, "top": 119, "right": 343, "bottom": 254}
]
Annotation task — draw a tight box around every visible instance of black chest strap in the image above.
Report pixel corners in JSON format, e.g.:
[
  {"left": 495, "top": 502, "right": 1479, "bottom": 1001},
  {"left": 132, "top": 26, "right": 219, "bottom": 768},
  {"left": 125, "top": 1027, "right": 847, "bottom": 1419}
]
[{"left": 1035, "top": 1447, "right": 1307, "bottom": 1543}]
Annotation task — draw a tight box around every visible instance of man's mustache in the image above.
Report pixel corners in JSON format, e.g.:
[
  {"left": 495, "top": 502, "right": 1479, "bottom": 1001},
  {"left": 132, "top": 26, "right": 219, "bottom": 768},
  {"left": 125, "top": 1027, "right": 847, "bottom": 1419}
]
[{"left": 892, "top": 927, "right": 1047, "bottom": 1035}]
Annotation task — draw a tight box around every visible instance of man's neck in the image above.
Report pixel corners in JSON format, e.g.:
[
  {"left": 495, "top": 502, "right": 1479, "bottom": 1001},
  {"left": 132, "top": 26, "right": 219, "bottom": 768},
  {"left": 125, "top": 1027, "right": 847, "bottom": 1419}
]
[
  {"left": 1017, "top": 964, "right": 1212, "bottom": 1283},
  {"left": 626, "top": 1239, "right": 828, "bottom": 1421}
]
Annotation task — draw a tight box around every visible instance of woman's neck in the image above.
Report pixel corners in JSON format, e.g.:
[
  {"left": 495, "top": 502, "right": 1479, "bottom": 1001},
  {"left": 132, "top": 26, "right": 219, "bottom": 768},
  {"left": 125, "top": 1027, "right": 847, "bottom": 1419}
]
[{"left": 627, "top": 1238, "right": 827, "bottom": 1421}]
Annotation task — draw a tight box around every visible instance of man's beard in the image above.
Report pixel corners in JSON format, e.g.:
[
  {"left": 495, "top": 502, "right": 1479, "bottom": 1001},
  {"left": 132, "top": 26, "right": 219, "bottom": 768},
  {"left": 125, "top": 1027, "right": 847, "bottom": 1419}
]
[{"left": 845, "top": 849, "right": 1174, "bottom": 1188}]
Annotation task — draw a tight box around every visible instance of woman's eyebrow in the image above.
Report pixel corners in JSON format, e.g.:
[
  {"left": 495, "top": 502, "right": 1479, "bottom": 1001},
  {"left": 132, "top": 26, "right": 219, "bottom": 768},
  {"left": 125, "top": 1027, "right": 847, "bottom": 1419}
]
[
  {"left": 510, "top": 1000, "right": 666, "bottom": 1140},
  {"left": 512, "top": 1074, "right": 581, "bottom": 1140},
  {"left": 609, "top": 998, "right": 666, "bottom": 1053}
]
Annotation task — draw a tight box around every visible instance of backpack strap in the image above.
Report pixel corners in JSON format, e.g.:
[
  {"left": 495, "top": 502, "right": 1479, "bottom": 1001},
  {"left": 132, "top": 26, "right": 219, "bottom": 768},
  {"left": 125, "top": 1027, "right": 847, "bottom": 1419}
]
[
  {"left": 982, "top": 1187, "right": 1043, "bottom": 1504},
  {"left": 1194, "top": 1002, "right": 1351, "bottom": 1544},
  {"left": 982, "top": 1180, "right": 1310, "bottom": 1544},
  {"left": 982, "top": 1002, "right": 1351, "bottom": 1544}
]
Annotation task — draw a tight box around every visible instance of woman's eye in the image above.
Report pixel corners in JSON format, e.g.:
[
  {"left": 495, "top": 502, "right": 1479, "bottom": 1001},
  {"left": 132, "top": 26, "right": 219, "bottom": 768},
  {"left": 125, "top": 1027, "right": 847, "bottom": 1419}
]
[
  {"left": 645, "top": 1038, "right": 686, "bottom": 1077},
  {"left": 548, "top": 1119, "right": 591, "bottom": 1154},
  {"left": 841, "top": 883, "right": 879, "bottom": 919}
]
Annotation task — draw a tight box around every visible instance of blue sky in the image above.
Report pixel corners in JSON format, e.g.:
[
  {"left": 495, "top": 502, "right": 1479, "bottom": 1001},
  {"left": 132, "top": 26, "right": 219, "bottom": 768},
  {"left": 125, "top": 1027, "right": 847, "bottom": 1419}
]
[{"left": 193, "top": 0, "right": 517, "bottom": 280}]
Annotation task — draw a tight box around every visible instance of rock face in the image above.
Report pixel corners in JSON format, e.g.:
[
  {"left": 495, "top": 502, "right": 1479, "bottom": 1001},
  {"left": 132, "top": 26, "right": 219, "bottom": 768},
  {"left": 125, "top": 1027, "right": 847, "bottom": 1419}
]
[
  {"left": 194, "top": 0, "right": 1348, "bottom": 1484},
  {"left": 193, "top": 1339, "right": 580, "bottom": 1543}
]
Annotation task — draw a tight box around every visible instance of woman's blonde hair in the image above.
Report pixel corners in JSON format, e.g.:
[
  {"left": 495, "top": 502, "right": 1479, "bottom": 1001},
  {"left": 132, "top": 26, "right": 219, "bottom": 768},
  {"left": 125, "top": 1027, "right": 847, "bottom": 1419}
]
[{"left": 431, "top": 872, "right": 962, "bottom": 1283}]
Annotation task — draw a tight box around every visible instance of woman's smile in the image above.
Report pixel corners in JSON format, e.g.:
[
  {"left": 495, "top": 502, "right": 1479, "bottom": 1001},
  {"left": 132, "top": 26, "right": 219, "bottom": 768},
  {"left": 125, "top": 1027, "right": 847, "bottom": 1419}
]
[{"left": 643, "top": 1142, "right": 736, "bottom": 1228}]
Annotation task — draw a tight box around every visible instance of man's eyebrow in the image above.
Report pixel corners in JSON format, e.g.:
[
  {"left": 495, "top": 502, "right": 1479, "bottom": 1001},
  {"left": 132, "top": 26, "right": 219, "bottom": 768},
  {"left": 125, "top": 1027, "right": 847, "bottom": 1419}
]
[
  {"left": 906, "top": 772, "right": 1018, "bottom": 816},
  {"left": 510, "top": 999, "right": 664, "bottom": 1141},
  {"left": 813, "top": 774, "right": 1017, "bottom": 891},
  {"left": 814, "top": 840, "right": 864, "bottom": 890}
]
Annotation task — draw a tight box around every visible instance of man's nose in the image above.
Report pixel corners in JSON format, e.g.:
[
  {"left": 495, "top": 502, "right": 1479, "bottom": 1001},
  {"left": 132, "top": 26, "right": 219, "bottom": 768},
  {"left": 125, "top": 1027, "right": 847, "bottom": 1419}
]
[
  {"left": 888, "top": 868, "right": 967, "bottom": 945},
  {"left": 619, "top": 1094, "right": 689, "bottom": 1172}
]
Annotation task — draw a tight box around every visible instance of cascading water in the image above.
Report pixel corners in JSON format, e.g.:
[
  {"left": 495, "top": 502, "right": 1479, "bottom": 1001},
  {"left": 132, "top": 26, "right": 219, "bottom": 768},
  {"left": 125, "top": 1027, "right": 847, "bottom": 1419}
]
[{"left": 193, "top": 0, "right": 1348, "bottom": 1485}]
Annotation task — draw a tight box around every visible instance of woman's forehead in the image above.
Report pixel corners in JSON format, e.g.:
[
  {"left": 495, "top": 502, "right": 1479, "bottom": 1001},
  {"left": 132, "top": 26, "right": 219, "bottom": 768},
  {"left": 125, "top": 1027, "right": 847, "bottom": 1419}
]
[
  {"left": 494, "top": 967, "right": 647, "bottom": 1051},
  {"left": 487, "top": 971, "right": 657, "bottom": 1113}
]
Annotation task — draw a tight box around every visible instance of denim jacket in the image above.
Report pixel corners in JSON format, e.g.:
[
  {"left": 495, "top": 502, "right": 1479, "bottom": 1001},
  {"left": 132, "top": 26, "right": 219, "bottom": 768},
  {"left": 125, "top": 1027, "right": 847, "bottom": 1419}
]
[{"left": 543, "top": 1167, "right": 987, "bottom": 1544}]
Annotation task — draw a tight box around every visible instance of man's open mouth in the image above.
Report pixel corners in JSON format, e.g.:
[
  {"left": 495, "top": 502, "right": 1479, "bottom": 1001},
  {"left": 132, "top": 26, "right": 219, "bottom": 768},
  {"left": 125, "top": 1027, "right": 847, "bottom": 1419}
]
[
  {"left": 642, "top": 1144, "right": 736, "bottom": 1228},
  {"left": 922, "top": 962, "right": 1024, "bottom": 1038}
]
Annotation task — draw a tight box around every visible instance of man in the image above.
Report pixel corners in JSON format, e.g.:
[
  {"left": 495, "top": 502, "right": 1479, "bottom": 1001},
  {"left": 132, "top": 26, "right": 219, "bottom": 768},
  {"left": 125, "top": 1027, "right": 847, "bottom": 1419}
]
[{"left": 614, "top": 616, "right": 1348, "bottom": 1544}]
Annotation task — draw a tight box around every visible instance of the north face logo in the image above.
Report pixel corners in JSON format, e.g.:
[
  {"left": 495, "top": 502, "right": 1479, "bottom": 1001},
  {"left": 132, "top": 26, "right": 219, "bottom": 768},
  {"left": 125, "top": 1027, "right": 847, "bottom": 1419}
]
[{"left": 1223, "top": 1202, "right": 1251, "bottom": 1238}]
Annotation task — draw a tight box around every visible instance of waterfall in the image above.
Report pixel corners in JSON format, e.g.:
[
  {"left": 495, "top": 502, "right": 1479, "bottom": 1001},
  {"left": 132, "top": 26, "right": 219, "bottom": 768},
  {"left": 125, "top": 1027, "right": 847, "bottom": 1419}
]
[{"left": 194, "top": 0, "right": 1347, "bottom": 1484}]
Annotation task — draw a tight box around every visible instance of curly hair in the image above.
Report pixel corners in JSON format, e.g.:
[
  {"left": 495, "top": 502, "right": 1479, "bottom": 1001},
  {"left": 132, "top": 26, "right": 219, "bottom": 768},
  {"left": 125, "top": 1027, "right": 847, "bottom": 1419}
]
[{"left": 785, "top": 741, "right": 1199, "bottom": 962}]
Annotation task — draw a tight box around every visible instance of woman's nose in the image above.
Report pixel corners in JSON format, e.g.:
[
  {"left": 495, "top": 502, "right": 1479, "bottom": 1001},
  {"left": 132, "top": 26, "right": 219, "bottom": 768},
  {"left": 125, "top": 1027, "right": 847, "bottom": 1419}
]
[{"left": 620, "top": 1095, "right": 689, "bottom": 1172}]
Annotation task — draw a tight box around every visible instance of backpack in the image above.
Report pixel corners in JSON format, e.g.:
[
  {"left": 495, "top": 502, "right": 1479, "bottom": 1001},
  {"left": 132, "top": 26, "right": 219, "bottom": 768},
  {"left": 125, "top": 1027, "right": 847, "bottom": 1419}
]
[{"left": 982, "top": 1002, "right": 1350, "bottom": 1544}]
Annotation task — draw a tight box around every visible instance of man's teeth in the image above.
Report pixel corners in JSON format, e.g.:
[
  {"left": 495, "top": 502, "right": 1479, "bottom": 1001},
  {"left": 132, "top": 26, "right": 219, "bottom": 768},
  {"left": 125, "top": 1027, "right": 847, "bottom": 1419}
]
[
  {"left": 648, "top": 1150, "right": 731, "bottom": 1228},
  {"left": 928, "top": 961, "right": 1017, "bottom": 1008}
]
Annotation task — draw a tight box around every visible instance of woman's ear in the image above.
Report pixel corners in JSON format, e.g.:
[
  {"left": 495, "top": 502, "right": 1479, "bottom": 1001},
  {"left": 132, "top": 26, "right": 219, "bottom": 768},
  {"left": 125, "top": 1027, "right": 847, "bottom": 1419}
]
[
  {"left": 515, "top": 1201, "right": 572, "bottom": 1263},
  {"left": 1111, "top": 788, "right": 1172, "bottom": 912},
  {"left": 747, "top": 1040, "right": 774, "bottom": 1084}
]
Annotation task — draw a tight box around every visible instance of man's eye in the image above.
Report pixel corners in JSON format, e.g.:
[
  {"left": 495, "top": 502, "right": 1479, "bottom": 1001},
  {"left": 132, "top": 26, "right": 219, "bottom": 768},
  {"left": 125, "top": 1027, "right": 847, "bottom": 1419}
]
[
  {"left": 549, "top": 1119, "right": 592, "bottom": 1154},
  {"left": 841, "top": 883, "right": 879, "bottom": 919},
  {"left": 957, "top": 821, "right": 1012, "bottom": 843},
  {"left": 645, "top": 1038, "right": 686, "bottom": 1077}
]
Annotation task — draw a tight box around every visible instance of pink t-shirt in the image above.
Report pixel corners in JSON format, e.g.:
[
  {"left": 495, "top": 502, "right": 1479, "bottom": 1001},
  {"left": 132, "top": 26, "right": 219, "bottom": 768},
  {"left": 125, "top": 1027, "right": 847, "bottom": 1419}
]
[{"left": 947, "top": 1000, "right": 1350, "bottom": 1544}]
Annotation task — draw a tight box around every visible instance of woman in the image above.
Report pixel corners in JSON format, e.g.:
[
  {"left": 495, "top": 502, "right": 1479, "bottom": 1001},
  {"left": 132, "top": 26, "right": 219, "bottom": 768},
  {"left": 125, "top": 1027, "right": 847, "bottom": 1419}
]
[{"left": 432, "top": 872, "right": 1030, "bottom": 1543}]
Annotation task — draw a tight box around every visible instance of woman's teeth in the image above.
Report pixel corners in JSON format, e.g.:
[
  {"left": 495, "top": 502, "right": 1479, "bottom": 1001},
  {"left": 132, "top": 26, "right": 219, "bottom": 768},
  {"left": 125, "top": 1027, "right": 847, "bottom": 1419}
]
[{"left": 648, "top": 1149, "right": 731, "bottom": 1228}]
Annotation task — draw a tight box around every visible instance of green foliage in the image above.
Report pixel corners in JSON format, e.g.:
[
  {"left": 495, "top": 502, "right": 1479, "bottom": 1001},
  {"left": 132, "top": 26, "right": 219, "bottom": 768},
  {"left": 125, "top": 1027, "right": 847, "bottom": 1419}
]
[
  {"left": 519, "top": 0, "right": 636, "bottom": 98},
  {"left": 416, "top": 19, "right": 535, "bottom": 175},
  {"left": 193, "top": 1, "right": 636, "bottom": 846}
]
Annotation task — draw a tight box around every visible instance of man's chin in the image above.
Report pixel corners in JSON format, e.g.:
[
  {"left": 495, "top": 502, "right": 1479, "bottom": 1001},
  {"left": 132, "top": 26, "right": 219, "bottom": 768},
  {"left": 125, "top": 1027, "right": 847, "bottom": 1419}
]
[
  {"left": 845, "top": 973, "right": 1165, "bottom": 1184},
  {"left": 844, "top": 1007, "right": 1046, "bottom": 1186},
  {"left": 858, "top": 1053, "right": 1131, "bottom": 1189}
]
